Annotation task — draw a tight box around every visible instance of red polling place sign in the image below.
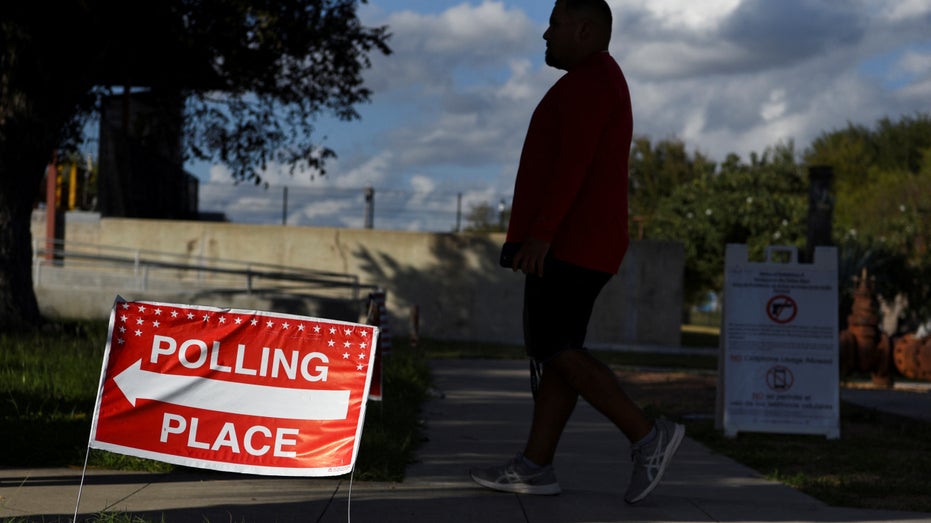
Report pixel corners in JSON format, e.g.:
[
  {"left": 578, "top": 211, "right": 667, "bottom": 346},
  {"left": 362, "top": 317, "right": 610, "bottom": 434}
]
[{"left": 89, "top": 297, "right": 379, "bottom": 476}]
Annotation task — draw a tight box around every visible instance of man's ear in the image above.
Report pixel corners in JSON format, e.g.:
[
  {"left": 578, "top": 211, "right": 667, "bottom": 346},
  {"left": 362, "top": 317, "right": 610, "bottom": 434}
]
[
  {"left": 577, "top": 18, "right": 609, "bottom": 50},
  {"left": 575, "top": 18, "right": 591, "bottom": 41},
  {"left": 575, "top": 18, "right": 597, "bottom": 46}
]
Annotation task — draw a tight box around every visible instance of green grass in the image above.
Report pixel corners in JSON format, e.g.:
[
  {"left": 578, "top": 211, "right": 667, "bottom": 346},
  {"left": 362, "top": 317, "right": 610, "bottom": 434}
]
[
  {"left": 680, "top": 404, "right": 931, "bottom": 512},
  {"left": 0, "top": 321, "right": 114, "bottom": 469},
  {"left": 352, "top": 346, "right": 431, "bottom": 481}
]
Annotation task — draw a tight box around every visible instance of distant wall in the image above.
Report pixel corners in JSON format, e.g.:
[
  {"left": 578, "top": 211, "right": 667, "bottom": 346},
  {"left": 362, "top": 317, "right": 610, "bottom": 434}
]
[{"left": 31, "top": 211, "right": 684, "bottom": 347}]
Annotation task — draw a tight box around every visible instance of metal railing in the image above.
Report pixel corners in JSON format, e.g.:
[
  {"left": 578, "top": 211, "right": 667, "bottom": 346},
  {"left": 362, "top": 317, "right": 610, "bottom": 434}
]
[{"left": 33, "top": 238, "right": 374, "bottom": 301}]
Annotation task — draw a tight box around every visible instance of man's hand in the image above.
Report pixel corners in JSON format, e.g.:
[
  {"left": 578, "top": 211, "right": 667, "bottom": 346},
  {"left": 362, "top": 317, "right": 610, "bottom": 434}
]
[{"left": 513, "top": 237, "right": 550, "bottom": 277}]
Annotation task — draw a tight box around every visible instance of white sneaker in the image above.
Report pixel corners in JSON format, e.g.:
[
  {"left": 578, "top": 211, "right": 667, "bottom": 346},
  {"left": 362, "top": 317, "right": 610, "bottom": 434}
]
[
  {"left": 470, "top": 453, "right": 561, "bottom": 495},
  {"left": 624, "top": 419, "right": 685, "bottom": 504}
]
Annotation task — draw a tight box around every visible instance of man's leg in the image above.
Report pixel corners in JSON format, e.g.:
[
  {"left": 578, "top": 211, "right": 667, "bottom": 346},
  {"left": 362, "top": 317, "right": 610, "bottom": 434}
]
[
  {"left": 522, "top": 362, "right": 578, "bottom": 466},
  {"left": 522, "top": 348, "right": 684, "bottom": 504},
  {"left": 468, "top": 360, "right": 566, "bottom": 495},
  {"left": 524, "top": 349, "right": 651, "bottom": 467},
  {"left": 543, "top": 350, "right": 686, "bottom": 505}
]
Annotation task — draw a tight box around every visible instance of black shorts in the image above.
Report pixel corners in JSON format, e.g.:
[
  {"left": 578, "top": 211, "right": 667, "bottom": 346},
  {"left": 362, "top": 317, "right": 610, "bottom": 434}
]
[{"left": 523, "top": 257, "right": 612, "bottom": 363}]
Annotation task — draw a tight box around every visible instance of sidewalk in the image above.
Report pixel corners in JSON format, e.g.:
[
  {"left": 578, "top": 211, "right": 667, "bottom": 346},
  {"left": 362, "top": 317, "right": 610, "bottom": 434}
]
[{"left": 2, "top": 358, "right": 930, "bottom": 522}]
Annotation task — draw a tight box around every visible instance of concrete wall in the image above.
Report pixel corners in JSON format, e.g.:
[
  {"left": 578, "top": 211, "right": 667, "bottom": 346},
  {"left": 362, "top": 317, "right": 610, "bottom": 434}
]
[{"left": 31, "top": 211, "right": 684, "bottom": 347}]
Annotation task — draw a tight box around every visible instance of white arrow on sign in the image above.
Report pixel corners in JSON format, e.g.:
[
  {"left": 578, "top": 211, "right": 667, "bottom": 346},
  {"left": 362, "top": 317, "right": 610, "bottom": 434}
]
[{"left": 113, "top": 360, "right": 350, "bottom": 421}]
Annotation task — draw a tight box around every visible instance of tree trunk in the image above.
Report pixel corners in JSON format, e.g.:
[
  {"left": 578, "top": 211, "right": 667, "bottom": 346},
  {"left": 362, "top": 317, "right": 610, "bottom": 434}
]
[
  {"left": 0, "top": 108, "right": 56, "bottom": 332},
  {"left": 0, "top": 162, "right": 45, "bottom": 331}
]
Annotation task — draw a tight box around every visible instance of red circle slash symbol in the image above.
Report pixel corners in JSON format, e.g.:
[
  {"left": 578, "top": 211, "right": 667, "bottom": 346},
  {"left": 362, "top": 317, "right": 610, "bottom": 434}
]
[
  {"left": 767, "top": 295, "right": 797, "bottom": 324},
  {"left": 766, "top": 365, "right": 795, "bottom": 391}
]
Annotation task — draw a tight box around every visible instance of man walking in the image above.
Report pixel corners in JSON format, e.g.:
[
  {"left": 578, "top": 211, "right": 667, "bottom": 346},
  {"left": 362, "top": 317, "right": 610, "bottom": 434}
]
[{"left": 469, "top": 0, "right": 684, "bottom": 504}]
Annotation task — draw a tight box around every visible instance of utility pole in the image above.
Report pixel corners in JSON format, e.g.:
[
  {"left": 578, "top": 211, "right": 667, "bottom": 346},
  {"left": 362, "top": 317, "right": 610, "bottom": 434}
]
[
  {"left": 805, "top": 165, "right": 834, "bottom": 263},
  {"left": 282, "top": 186, "right": 288, "bottom": 225},
  {"left": 364, "top": 187, "right": 374, "bottom": 229}
]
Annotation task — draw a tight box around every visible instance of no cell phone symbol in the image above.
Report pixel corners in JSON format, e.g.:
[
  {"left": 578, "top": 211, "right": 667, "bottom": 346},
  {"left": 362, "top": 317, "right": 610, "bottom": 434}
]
[
  {"left": 766, "top": 365, "right": 795, "bottom": 391},
  {"left": 767, "top": 294, "right": 797, "bottom": 324}
]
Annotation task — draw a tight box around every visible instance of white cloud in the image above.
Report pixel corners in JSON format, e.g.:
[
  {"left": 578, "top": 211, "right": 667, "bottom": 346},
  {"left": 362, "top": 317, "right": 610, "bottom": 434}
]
[
  {"left": 293, "top": 198, "right": 360, "bottom": 227},
  {"left": 497, "top": 58, "right": 540, "bottom": 101},
  {"left": 896, "top": 49, "right": 931, "bottom": 78},
  {"left": 897, "top": 78, "right": 931, "bottom": 105},
  {"left": 207, "top": 163, "right": 232, "bottom": 183},
  {"left": 321, "top": 151, "right": 394, "bottom": 189},
  {"left": 363, "top": 1, "right": 539, "bottom": 92},
  {"left": 616, "top": 0, "right": 741, "bottom": 32},
  {"left": 760, "top": 89, "right": 788, "bottom": 122},
  {"left": 422, "top": 2, "right": 535, "bottom": 57},
  {"left": 408, "top": 175, "right": 436, "bottom": 196},
  {"left": 623, "top": 41, "right": 751, "bottom": 79},
  {"left": 877, "top": 0, "right": 931, "bottom": 22}
]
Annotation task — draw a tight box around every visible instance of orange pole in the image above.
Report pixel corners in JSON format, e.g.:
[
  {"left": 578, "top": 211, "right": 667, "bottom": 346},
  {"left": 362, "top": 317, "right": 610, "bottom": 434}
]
[{"left": 68, "top": 163, "right": 78, "bottom": 210}]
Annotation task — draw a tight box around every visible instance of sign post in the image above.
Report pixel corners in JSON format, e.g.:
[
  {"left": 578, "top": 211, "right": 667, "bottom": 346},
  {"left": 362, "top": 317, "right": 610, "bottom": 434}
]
[
  {"left": 365, "top": 289, "right": 391, "bottom": 401},
  {"left": 717, "top": 245, "right": 840, "bottom": 439},
  {"left": 89, "top": 297, "right": 379, "bottom": 476}
]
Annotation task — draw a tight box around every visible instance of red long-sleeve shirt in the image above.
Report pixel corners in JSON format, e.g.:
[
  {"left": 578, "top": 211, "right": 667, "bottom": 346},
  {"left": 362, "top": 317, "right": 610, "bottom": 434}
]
[{"left": 505, "top": 51, "right": 633, "bottom": 274}]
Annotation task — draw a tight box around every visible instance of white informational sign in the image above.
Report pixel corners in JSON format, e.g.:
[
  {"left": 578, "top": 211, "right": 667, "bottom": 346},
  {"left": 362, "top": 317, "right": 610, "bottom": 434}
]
[{"left": 717, "top": 245, "right": 840, "bottom": 439}]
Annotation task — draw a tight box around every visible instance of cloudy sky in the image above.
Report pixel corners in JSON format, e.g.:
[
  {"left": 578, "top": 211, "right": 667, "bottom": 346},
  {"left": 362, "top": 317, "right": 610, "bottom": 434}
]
[{"left": 195, "top": 0, "right": 931, "bottom": 231}]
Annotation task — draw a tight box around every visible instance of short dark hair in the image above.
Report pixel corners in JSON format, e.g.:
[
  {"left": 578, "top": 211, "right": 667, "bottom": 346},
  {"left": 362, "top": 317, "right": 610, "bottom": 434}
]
[
  {"left": 563, "top": 0, "right": 613, "bottom": 29},
  {"left": 562, "top": 0, "right": 612, "bottom": 45}
]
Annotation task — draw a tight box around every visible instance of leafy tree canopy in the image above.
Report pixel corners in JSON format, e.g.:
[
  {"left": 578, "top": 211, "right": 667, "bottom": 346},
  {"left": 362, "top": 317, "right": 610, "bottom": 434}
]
[
  {"left": 646, "top": 141, "right": 807, "bottom": 304},
  {"left": 628, "top": 137, "right": 715, "bottom": 239},
  {"left": 805, "top": 113, "right": 931, "bottom": 261}
]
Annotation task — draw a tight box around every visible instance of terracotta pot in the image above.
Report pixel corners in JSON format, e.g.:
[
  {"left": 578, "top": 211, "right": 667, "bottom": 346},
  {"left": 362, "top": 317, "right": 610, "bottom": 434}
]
[{"left": 894, "top": 334, "right": 931, "bottom": 380}]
